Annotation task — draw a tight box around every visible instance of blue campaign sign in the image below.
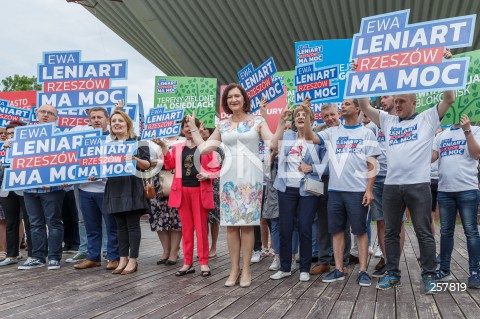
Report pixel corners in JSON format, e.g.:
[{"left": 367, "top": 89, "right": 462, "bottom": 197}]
[
  {"left": 237, "top": 57, "right": 284, "bottom": 112},
  {"left": 345, "top": 10, "right": 476, "bottom": 98},
  {"left": 0, "top": 99, "right": 32, "bottom": 126},
  {"left": 76, "top": 136, "right": 137, "bottom": 179},
  {"left": 295, "top": 39, "right": 352, "bottom": 104},
  {"left": 0, "top": 142, "right": 6, "bottom": 164},
  {"left": 38, "top": 87, "right": 127, "bottom": 109},
  {"left": 38, "top": 51, "right": 127, "bottom": 82},
  {"left": 141, "top": 106, "right": 184, "bottom": 139},
  {"left": 2, "top": 123, "right": 102, "bottom": 191},
  {"left": 37, "top": 50, "right": 128, "bottom": 109}
]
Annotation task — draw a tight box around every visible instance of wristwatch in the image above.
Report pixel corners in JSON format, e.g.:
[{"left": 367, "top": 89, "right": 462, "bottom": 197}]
[{"left": 464, "top": 129, "right": 472, "bottom": 136}]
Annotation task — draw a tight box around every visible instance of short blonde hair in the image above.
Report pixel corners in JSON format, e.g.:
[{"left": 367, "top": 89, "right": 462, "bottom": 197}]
[{"left": 291, "top": 105, "right": 315, "bottom": 132}]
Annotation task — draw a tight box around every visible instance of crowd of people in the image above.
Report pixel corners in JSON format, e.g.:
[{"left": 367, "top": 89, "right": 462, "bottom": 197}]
[{"left": 1, "top": 53, "right": 479, "bottom": 294}]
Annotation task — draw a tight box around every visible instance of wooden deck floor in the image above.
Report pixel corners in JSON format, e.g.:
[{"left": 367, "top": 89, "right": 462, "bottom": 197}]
[{"left": 1, "top": 221, "right": 480, "bottom": 318}]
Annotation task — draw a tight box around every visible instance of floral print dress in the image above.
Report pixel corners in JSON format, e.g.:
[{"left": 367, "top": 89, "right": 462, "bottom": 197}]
[
  {"left": 219, "top": 116, "right": 264, "bottom": 226},
  {"left": 148, "top": 136, "right": 185, "bottom": 232}
]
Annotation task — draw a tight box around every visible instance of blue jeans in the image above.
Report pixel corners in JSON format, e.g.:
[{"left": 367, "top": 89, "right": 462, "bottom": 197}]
[
  {"left": 270, "top": 218, "right": 280, "bottom": 254},
  {"left": 278, "top": 187, "right": 320, "bottom": 272},
  {"left": 312, "top": 215, "right": 319, "bottom": 257},
  {"left": 79, "top": 190, "right": 119, "bottom": 262},
  {"left": 74, "top": 186, "right": 88, "bottom": 254},
  {"left": 438, "top": 190, "right": 480, "bottom": 274},
  {"left": 24, "top": 190, "right": 66, "bottom": 262}
]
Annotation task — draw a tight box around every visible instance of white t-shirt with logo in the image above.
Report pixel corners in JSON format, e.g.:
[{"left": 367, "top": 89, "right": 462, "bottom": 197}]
[
  {"left": 317, "top": 123, "right": 380, "bottom": 192},
  {"left": 379, "top": 107, "right": 440, "bottom": 185},
  {"left": 433, "top": 126, "right": 480, "bottom": 192},
  {"left": 285, "top": 138, "right": 306, "bottom": 188},
  {"left": 365, "top": 116, "right": 387, "bottom": 177}
]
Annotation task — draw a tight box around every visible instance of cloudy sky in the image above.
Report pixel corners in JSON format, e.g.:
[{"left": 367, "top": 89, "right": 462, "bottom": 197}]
[{"left": 0, "top": 0, "right": 163, "bottom": 109}]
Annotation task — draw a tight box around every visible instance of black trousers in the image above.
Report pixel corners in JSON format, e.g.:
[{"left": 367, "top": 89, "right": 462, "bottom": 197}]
[
  {"left": 0, "top": 192, "right": 32, "bottom": 258},
  {"left": 113, "top": 210, "right": 142, "bottom": 258},
  {"left": 62, "top": 190, "right": 80, "bottom": 249}
]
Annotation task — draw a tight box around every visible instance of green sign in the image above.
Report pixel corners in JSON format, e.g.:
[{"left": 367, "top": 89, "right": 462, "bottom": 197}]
[
  {"left": 154, "top": 76, "right": 217, "bottom": 128},
  {"left": 274, "top": 70, "right": 295, "bottom": 109},
  {"left": 416, "top": 50, "right": 480, "bottom": 125}
]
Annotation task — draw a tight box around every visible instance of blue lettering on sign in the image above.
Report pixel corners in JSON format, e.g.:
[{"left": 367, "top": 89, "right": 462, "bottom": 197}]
[
  {"left": 345, "top": 9, "right": 476, "bottom": 98},
  {"left": 76, "top": 136, "right": 137, "bottom": 179},
  {"left": 1, "top": 123, "right": 102, "bottom": 191},
  {"left": 389, "top": 124, "right": 418, "bottom": 145},
  {"left": 0, "top": 142, "right": 6, "bottom": 164},
  {"left": 296, "top": 44, "right": 324, "bottom": 64},
  {"left": 38, "top": 88, "right": 127, "bottom": 108},
  {"left": 37, "top": 50, "right": 128, "bottom": 109},
  {"left": 237, "top": 57, "right": 284, "bottom": 110},
  {"left": 38, "top": 51, "right": 127, "bottom": 81},
  {"left": 157, "top": 79, "right": 178, "bottom": 93},
  {"left": 353, "top": 10, "right": 475, "bottom": 58},
  {"left": 295, "top": 39, "right": 352, "bottom": 104},
  {"left": 141, "top": 107, "right": 184, "bottom": 139},
  {"left": 0, "top": 99, "right": 32, "bottom": 126}
]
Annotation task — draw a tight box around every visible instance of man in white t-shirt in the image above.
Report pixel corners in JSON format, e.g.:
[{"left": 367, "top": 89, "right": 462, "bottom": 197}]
[
  {"left": 71, "top": 107, "right": 120, "bottom": 271},
  {"left": 358, "top": 49, "right": 455, "bottom": 294},
  {"left": 310, "top": 104, "right": 352, "bottom": 276},
  {"left": 432, "top": 114, "right": 480, "bottom": 289},
  {"left": 305, "top": 98, "right": 380, "bottom": 287},
  {"left": 364, "top": 96, "right": 407, "bottom": 278}
]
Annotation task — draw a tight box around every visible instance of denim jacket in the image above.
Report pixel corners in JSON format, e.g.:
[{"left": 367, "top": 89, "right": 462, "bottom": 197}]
[{"left": 273, "top": 130, "right": 323, "bottom": 196}]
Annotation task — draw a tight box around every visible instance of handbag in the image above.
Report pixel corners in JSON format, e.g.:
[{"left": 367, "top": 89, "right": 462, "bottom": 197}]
[
  {"left": 157, "top": 169, "right": 174, "bottom": 198},
  {"left": 143, "top": 177, "right": 155, "bottom": 199},
  {"left": 301, "top": 142, "right": 327, "bottom": 197},
  {"left": 303, "top": 177, "right": 324, "bottom": 196}
]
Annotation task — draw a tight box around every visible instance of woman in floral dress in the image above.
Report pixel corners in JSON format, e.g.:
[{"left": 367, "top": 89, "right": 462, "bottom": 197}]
[
  {"left": 149, "top": 135, "right": 185, "bottom": 265},
  {"left": 187, "top": 83, "right": 284, "bottom": 287}
]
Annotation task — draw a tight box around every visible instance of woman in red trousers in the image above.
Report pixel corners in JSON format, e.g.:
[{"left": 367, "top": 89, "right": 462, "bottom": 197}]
[{"left": 158, "top": 116, "right": 219, "bottom": 277}]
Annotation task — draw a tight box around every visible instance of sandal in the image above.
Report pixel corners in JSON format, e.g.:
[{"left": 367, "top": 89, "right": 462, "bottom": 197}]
[
  {"left": 166, "top": 260, "right": 177, "bottom": 266},
  {"left": 200, "top": 267, "right": 211, "bottom": 277},
  {"left": 175, "top": 265, "right": 195, "bottom": 276},
  {"left": 0, "top": 251, "right": 6, "bottom": 262}
]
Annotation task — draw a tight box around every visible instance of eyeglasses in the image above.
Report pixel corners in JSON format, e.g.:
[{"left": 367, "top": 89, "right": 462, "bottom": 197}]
[
  {"left": 7, "top": 132, "right": 14, "bottom": 136},
  {"left": 38, "top": 109, "right": 56, "bottom": 117}
]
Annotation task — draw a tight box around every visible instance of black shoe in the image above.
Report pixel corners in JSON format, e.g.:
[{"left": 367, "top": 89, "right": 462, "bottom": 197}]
[
  {"left": 372, "top": 266, "right": 387, "bottom": 278},
  {"left": 157, "top": 259, "right": 168, "bottom": 265},
  {"left": 166, "top": 260, "right": 177, "bottom": 266},
  {"left": 375, "top": 258, "right": 385, "bottom": 271},
  {"left": 175, "top": 265, "right": 195, "bottom": 276}
]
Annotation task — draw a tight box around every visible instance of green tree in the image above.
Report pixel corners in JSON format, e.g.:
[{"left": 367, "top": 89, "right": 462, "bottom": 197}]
[{"left": 1, "top": 74, "right": 42, "bottom": 91}]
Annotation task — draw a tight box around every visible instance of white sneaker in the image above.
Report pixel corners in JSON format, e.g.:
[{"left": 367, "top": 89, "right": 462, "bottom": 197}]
[
  {"left": 300, "top": 272, "right": 310, "bottom": 282},
  {"left": 251, "top": 250, "right": 262, "bottom": 263},
  {"left": 374, "top": 245, "right": 383, "bottom": 258},
  {"left": 269, "top": 256, "right": 280, "bottom": 271},
  {"left": 47, "top": 260, "right": 61, "bottom": 270},
  {"left": 270, "top": 271, "right": 291, "bottom": 280},
  {"left": 369, "top": 246, "right": 374, "bottom": 256},
  {"left": 291, "top": 260, "right": 297, "bottom": 272}
]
